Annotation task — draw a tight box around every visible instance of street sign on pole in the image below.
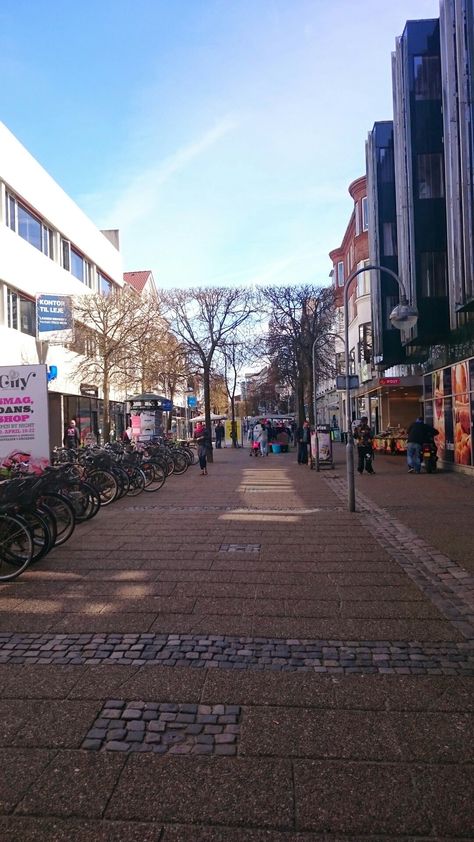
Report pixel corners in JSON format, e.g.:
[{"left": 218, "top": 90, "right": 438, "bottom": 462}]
[{"left": 187, "top": 396, "right": 197, "bottom": 407}]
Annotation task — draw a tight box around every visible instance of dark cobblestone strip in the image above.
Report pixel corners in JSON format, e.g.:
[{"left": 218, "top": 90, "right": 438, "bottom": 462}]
[
  {"left": 323, "top": 474, "right": 474, "bottom": 640},
  {"left": 0, "top": 632, "right": 473, "bottom": 674},
  {"left": 125, "top": 504, "right": 327, "bottom": 513},
  {"left": 82, "top": 701, "right": 241, "bottom": 755}
]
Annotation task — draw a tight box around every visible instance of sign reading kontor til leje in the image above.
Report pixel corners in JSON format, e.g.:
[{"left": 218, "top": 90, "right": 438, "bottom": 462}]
[
  {"left": 0, "top": 365, "right": 50, "bottom": 474},
  {"left": 36, "top": 294, "right": 74, "bottom": 344}
]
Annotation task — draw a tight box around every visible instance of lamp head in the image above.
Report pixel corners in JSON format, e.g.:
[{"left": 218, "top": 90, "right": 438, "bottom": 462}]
[{"left": 389, "top": 297, "right": 418, "bottom": 331}]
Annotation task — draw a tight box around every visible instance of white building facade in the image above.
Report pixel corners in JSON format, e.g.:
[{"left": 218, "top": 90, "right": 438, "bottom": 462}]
[{"left": 0, "top": 122, "right": 126, "bottom": 448}]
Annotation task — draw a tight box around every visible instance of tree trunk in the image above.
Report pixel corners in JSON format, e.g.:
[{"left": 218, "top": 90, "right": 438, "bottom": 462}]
[
  {"left": 297, "top": 378, "right": 305, "bottom": 426},
  {"left": 203, "top": 364, "right": 214, "bottom": 463},
  {"left": 230, "top": 395, "right": 237, "bottom": 447},
  {"left": 103, "top": 375, "right": 111, "bottom": 444}
]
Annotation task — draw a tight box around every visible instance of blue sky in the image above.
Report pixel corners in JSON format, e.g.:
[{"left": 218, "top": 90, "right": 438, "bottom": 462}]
[{"left": 1, "top": 0, "right": 440, "bottom": 288}]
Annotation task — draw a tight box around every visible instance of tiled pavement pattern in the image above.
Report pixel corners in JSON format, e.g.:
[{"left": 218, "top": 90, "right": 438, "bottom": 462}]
[
  {"left": 324, "top": 472, "right": 474, "bottom": 640},
  {"left": 1, "top": 631, "right": 473, "bottom": 674},
  {"left": 82, "top": 700, "right": 241, "bottom": 754},
  {"left": 1, "top": 449, "right": 474, "bottom": 839}
]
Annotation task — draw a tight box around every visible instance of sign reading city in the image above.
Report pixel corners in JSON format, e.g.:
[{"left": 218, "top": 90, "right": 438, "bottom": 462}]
[
  {"left": 36, "top": 294, "right": 74, "bottom": 344},
  {"left": 0, "top": 365, "right": 50, "bottom": 475}
]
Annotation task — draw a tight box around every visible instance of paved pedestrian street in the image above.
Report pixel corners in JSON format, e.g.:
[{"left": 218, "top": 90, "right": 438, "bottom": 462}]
[{"left": 0, "top": 447, "right": 473, "bottom": 841}]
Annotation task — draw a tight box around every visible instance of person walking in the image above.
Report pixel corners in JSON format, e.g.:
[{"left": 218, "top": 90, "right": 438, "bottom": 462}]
[
  {"left": 63, "top": 419, "right": 80, "bottom": 450},
  {"left": 257, "top": 424, "right": 268, "bottom": 456},
  {"left": 296, "top": 420, "right": 310, "bottom": 464},
  {"left": 353, "top": 416, "right": 374, "bottom": 474},
  {"left": 215, "top": 420, "right": 225, "bottom": 449},
  {"left": 406, "top": 416, "right": 438, "bottom": 474},
  {"left": 194, "top": 422, "right": 211, "bottom": 475}
]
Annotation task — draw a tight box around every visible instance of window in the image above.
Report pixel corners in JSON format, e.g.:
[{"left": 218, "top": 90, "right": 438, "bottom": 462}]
[
  {"left": 414, "top": 55, "right": 441, "bottom": 101},
  {"left": 349, "top": 348, "right": 356, "bottom": 375},
  {"left": 358, "top": 323, "right": 372, "bottom": 363},
  {"left": 420, "top": 252, "right": 447, "bottom": 297},
  {"left": 383, "top": 222, "right": 397, "bottom": 257},
  {"left": 6, "top": 193, "right": 15, "bottom": 230},
  {"left": 417, "top": 154, "right": 444, "bottom": 199},
  {"left": 355, "top": 201, "right": 360, "bottom": 236},
  {"left": 361, "top": 196, "right": 368, "bottom": 231},
  {"left": 384, "top": 295, "right": 398, "bottom": 330},
  {"left": 18, "top": 203, "right": 42, "bottom": 252},
  {"left": 377, "top": 147, "right": 394, "bottom": 183},
  {"left": 5, "top": 192, "right": 54, "bottom": 259},
  {"left": 7, "top": 288, "right": 36, "bottom": 336},
  {"left": 98, "top": 272, "right": 112, "bottom": 296},
  {"left": 356, "top": 260, "right": 370, "bottom": 297},
  {"left": 335, "top": 352, "right": 345, "bottom": 375},
  {"left": 61, "top": 238, "right": 70, "bottom": 271},
  {"left": 337, "top": 261, "right": 344, "bottom": 287},
  {"left": 71, "top": 247, "right": 85, "bottom": 282}
]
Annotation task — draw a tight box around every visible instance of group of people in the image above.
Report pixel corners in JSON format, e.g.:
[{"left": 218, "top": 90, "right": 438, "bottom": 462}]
[
  {"left": 353, "top": 415, "right": 438, "bottom": 475},
  {"left": 249, "top": 420, "right": 294, "bottom": 456}
]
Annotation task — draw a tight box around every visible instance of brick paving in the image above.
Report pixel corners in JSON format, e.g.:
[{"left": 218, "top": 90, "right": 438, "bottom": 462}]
[{"left": 0, "top": 445, "right": 473, "bottom": 840}]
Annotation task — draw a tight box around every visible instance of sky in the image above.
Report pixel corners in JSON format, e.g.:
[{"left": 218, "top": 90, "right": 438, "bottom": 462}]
[{"left": 1, "top": 0, "right": 440, "bottom": 289}]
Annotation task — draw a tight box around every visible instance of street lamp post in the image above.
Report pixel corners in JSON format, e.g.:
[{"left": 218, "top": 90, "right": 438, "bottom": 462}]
[{"left": 344, "top": 264, "right": 418, "bottom": 512}]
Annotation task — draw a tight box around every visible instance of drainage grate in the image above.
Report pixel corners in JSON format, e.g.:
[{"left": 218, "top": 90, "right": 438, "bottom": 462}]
[
  {"left": 220, "top": 543, "right": 261, "bottom": 553},
  {"left": 82, "top": 701, "right": 242, "bottom": 755}
]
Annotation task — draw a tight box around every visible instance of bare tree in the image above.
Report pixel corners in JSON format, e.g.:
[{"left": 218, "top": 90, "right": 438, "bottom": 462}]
[
  {"left": 71, "top": 286, "right": 155, "bottom": 442},
  {"left": 261, "top": 285, "right": 335, "bottom": 425},
  {"left": 160, "top": 287, "right": 255, "bottom": 460}
]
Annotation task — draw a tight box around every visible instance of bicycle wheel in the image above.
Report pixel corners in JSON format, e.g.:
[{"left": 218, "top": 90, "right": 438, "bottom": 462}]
[
  {"left": 126, "top": 468, "right": 146, "bottom": 496},
  {"left": 169, "top": 451, "right": 188, "bottom": 475},
  {"left": 143, "top": 461, "right": 166, "bottom": 492},
  {"left": 87, "top": 470, "right": 118, "bottom": 506},
  {"left": 19, "top": 508, "right": 54, "bottom": 563},
  {"left": 0, "top": 513, "right": 34, "bottom": 580},
  {"left": 40, "top": 493, "right": 76, "bottom": 544}
]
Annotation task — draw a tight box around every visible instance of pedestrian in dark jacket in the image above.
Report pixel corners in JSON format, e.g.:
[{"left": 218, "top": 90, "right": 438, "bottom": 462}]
[
  {"left": 407, "top": 417, "right": 438, "bottom": 474},
  {"left": 353, "top": 417, "right": 374, "bottom": 474},
  {"left": 296, "top": 420, "right": 310, "bottom": 464},
  {"left": 194, "top": 423, "right": 211, "bottom": 475},
  {"left": 63, "top": 419, "right": 80, "bottom": 449}
]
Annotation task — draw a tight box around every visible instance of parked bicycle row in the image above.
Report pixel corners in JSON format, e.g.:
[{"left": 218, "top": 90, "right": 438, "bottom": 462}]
[{"left": 0, "top": 439, "right": 197, "bottom": 582}]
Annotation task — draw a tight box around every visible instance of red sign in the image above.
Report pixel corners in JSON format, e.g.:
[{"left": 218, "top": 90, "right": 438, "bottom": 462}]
[{"left": 380, "top": 377, "right": 401, "bottom": 386}]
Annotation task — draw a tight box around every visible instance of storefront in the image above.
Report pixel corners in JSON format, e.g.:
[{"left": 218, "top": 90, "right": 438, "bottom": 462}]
[
  {"left": 62, "top": 392, "right": 125, "bottom": 445},
  {"left": 423, "top": 357, "right": 474, "bottom": 471}
]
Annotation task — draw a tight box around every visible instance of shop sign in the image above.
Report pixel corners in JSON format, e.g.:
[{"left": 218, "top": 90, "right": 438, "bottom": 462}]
[
  {"left": 36, "top": 294, "right": 74, "bottom": 344},
  {"left": 0, "top": 364, "right": 50, "bottom": 474},
  {"left": 380, "top": 377, "right": 401, "bottom": 386},
  {"left": 80, "top": 383, "right": 98, "bottom": 397}
]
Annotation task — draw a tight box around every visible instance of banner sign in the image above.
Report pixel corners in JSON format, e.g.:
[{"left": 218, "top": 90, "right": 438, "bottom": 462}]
[
  {"left": 36, "top": 294, "right": 74, "bottom": 344},
  {"left": 0, "top": 365, "right": 50, "bottom": 475}
]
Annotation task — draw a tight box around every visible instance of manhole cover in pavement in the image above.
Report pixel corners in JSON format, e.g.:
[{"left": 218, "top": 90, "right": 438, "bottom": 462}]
[
  {"left": 220, "top": 543, "right": 261, "bottom": 553},
  {"left": 82, "top": 701, "right": 242, "bottom": 755}
]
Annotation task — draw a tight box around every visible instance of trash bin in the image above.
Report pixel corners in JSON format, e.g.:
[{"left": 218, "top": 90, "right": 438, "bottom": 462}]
[{"left": 272, "top": 444, "right": 281, "bottom": 454}]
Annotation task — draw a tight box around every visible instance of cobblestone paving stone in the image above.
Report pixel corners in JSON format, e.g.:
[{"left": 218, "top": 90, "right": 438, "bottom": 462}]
[
  {"left": 323, "top": 474, "right": 474, "bottom": 641},
  {"left": 82, "top": 701, "right": 242, "bottom": 754},
  {"left": 0, "top": 632, "right": 473, "bottom": 674}
]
